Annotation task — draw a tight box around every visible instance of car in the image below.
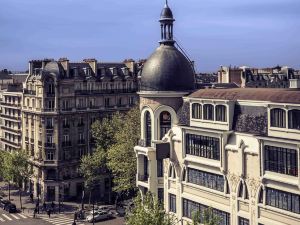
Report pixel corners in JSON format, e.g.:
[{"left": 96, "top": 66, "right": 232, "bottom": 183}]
[
  {"left": 4, "top": 203, "right": 17, "bottom": 213},
  {"left": 0, "top": 199, "right": 11, "bottom": 209},
  {"left": 86, "top": 210, "right": 113, "bottom": 223},
  {"left": 96, "top": 205, "right": 114, "bottom": 213},
  {"left": 116, "top": 207, "right": 126, "bottom": 217}
]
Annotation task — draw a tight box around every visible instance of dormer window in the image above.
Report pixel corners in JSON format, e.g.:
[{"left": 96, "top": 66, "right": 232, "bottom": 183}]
[
  {"left": 203, "top": 104, "right": 214, "bottom": 120},
  {"left": 270, "top": 108, "right": 286, "bottom": 128},
  {"left": 215, "top": 105, "right": 226, "bottom": 122},
  {"left": 288, "top": 109, "right": 300, "bottom": 130},
  {"left": 192, "top": 103, "right": 201, "bottom": 119}
]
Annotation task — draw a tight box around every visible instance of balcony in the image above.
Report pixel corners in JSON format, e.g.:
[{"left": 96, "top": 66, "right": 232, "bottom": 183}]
[
  {"left": 43, "top": 108, "right": 55, "bottom": 112},
  {"left": 61, "top": 107, "right": 73, "bottom": 112},
  {"left": 74, "top": 88, "right": 138, "bottom": 95},
  {"left": 44, "top": 143, "right": 55, "bottom": 148},
  {"left": 63, "top": 124, "right": 70, "bottom": 129},
  {"left": 1, "top": 126, "right": 21, "bottom": 134},
  {"left": 0, "top": 138, "right": 21, "bottom": 147},
  {"left": 0, "top": 102, "right": 21, "bottom": 108},
  {"left": 62, "top": 141, "right": 72, "bottom": 147},
  {"left": 138, "top": 174, "right": 149, "bottom": 182},
  {"left": 46, "top": 92, "right": 55, "bottom": 97},
  {"left": 78, "top": 140, "right": 86, "bottom": 145},
  {"left": 1, "top": 114, "right": 21, "bottom": 120},
  {"left": 46, "top": 125, "right": 54, "bottom": 130},
  {"left": 24, "top": 89, "right": 36, "bottom": 95}
]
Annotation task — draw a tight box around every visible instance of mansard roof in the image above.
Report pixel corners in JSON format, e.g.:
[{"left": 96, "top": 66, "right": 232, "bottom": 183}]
[{"left": 189, "top": 88, "right": 300, "bottom": 104}]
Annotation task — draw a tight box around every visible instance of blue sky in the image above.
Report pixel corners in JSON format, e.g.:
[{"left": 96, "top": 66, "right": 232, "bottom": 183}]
[{"left": 0, "top": 0, "right": 299, "bottom": 72}]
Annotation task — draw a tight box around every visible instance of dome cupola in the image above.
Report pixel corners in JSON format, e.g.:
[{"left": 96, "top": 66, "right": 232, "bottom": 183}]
[{"left": 140, "top": 1, "right": 195, "bottom": 92}]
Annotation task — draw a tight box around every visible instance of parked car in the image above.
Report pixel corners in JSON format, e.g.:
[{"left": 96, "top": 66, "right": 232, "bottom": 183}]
[
  {"left": 4, "top": 203, "right": 17, "bottom": 213},
  {"left": 86, "top": 210, "right": 113, "bottom": 223},
  {"left": 116, "top": 206, "right": 126, "bottom": 217},
  {"left": 0, "top": 199, "right": 11, "bottom": 209}
]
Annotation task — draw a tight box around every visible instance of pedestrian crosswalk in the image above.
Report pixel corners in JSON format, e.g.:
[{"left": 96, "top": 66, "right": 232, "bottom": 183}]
[
  {"left": 0, "top": 213, "right": 28, "bottom": 222},
  {"left": 38, "top": 214, "right": 85, "bottom": 225}
]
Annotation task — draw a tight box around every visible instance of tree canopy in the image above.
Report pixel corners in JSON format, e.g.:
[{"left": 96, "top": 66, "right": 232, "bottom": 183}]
[{"left": 125, "top": 192, "right": 176, "bottom": 225}]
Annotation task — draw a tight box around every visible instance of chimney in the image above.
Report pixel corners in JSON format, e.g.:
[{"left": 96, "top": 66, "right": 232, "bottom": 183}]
[
  {"left": 83, "top": 58, "right": 97, "bottom": 76},
  {"left": 29, "top": 61, "right": 34, "bottom": 75},
  {"left": 59, "top": 58, "right": 70, "bottom": 77}
]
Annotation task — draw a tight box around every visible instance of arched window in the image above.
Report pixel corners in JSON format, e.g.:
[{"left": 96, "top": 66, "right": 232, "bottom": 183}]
[
  {"left": 238, "top": 181, "right": 249, "bottom": 200},
  {"left": 270, "top": 108, "right": 286, "bottom": 128},
  {"left": 145, "top": 111, "right": 152, "bottom": 146},
  {"left": 215, "top": 105, "right": 227, "bottom": 122},
  {"left": 160, "top": 111, "right": 171, "bottom": 139},
  {"left": 258, "top": 187, "right": 263, "bottom": 204},
  {"left": 203, "top": 104, "right": 214, "bottom": 120},
  {"left": 238, "top": 181, "right": 244, "bottom": 198},
  {"left": 192, "top": 103, "right": 202, "bottom": 119},
  {"left": 288, "top": 109, "right": 300, "bottom": 130}
]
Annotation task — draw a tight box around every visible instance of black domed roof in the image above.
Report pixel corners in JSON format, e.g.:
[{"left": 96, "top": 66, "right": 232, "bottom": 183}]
[
  {"left": 160, "top": 4, "right": 173, "bottom": 19},
  {"left": 140, "top": 45, "right": 195, "bottom": 92}
]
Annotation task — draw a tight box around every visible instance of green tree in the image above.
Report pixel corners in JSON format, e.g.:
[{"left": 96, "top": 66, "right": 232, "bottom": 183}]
[
  {"left": 107, "top": 106, "right": 140, "bottom": 193},
  {"left": 188, "top": 207, "right": 221, "bottom": 225},
  {"left": 79, "top": 148, "right": 106, "bottom": 208},
  {"left": 125, "top": 192, "right": 176, "bottom": 225},
  {"left": 0, "top": 150, "right": 33, "bottom": 209}
]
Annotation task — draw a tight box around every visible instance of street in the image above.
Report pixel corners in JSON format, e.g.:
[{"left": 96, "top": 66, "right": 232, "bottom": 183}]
[
  {"left": 0, "top": 207, "right": 125, "bottom": 225},
  {"left": 0, "top": 182, "right": 124, "bottom": 225}
]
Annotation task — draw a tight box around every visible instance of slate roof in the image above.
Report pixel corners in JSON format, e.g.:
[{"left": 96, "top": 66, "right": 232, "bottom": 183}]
[{"left": 189, "top": 88, "right": 300, "bottom": 104}]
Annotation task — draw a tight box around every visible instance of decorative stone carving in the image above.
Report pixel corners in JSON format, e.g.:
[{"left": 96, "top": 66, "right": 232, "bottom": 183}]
[
  {"left": 227, "top": 171, "right": 240, "bottom": 192},
  {"left": 246, "top": 176, "right": 261, "bottom": 198}
]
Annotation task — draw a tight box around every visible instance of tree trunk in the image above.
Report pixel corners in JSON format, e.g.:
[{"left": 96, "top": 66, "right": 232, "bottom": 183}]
[
  {"left": 89, "top": 190, "right": 92, "bottom": 207},
  {"left": 81, "top": 189, "right": 85, "bottom": 210},
  {"left": 8, "top": 182, "right": 10, "bottom": 201},
  {"left": 19, "top": 188, "right": 23, "bottom": 210}
]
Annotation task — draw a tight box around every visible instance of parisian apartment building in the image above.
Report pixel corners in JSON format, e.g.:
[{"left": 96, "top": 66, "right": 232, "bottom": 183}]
[
  {"left": 134, "top": 2, "right": 300, "bottom": 225},
  {"left": 218, "top": 65, "right": 300, "bottom": 88},
  {"left": 0, "top": 58, "right": 140, "bottom": 202}
]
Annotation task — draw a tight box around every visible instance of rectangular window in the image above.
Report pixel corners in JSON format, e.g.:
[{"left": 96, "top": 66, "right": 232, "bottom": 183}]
[
  {"left": 182, "top": 198, "right": 230, "bottom": 225},
  {"left": 46, "top": 151, "right": 54, "bottom": 160},
  {"left": 264, "top": 145, "right": 298, "bottom": 176},
  {"left": 185, "top": 133, "right": 220, "bottom": 160},
  {"left": 46, "top": 135, "right": 53, "bottom": 144},
  {"left": 46, "top": 118, "right": 53, "bottom": 128},
  {"left": 270, "top": 108, "right": 286, "bottom": 128},
  {"left": 169, "top": 194, "right": 176, "bottom": 213},
  {"left": 187, "top": 168, "right": 224, "bottom": 192},
  {"left": 157, "top": 159, "right": 163, "bottom": 177},
  {"left": 104, "top": 98, "right": 110, "bottom": 107},
  {"left": 266, "top": 187, "right": 300, "bottom": 214},
  {"left": 158, "top": 188, "right": 164, "bottom": 203},
  {"left": 216, "top": 105, "right": 227, "bottom": 122},
  {"left": 192, "top": 103, "right": 202, "bottom": 119},
  {"left": 238, "top": 217, "right": 249, "bottom": 225},
  {"left": 288, "top": 110, "right": 300, "bottom": 130}
]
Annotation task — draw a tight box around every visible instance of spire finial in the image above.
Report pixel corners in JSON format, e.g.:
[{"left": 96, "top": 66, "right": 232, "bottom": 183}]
[{"left": 165, "top": 0, "right": 168, "bottom": 6}]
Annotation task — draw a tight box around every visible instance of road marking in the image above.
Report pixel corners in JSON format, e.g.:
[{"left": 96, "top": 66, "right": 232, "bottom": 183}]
[
  {"left": 10, "top": 214, "right": 20, "bottom": 219},
  {"left": 18, "top": 213, "right": 27, "bottom": 218},
  {"left": 2, "top": 214, "right": 12, "bottom": 220},
  {"left": 0, "top": 216, "right": 4, "bottom": 222}
]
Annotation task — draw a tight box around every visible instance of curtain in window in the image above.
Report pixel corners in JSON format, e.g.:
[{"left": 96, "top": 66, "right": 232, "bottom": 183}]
[
  {"left": 192, "top": 103, "right": 202, "bottom": 119},
  {"left": 288, "top": 109, "right": 300, "bottom": 130},
  {"left": 270, "top": 108, "right": 286, "bottom": 128},
  {"left": 216, "top": 105, "right": 227, "bottom": 122},
  {"left": 203, "top": 104, "right": 214, "bottom": 120}
]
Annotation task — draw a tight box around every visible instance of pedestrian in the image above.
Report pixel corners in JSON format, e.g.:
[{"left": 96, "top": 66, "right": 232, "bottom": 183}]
[
  {"left": 43, "top": 202, "right": 46, "bottom": 212},
  {"left": 30, "top": 193, "right": 33, "bottom": 203},
  {"left": 74, "top": 211, "right": 78, "bottom": 221},
  {"left": 36, "top": 201, "right": 40, "bottom": 214},
  {"left": 47, "top": 209, "right": 51, "bottom": 218},
  {"left": 33, "top": 208, "right": 37, "bottom": 218},
  {"left": 72, "top": 221, "right": 76, "bottom": 225},
  {"left": 51, "top": 201, "right": 55, "bottom": 213}
]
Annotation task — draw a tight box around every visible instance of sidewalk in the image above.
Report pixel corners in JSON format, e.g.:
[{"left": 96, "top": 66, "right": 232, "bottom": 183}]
[{"left": 0, "top": 181, "right": 80, "bottom": 217}]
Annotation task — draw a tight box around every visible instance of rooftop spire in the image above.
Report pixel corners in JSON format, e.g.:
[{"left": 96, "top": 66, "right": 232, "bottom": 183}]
[{"left": 159, "top": 1, "right": 175, "bottom": 45}]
